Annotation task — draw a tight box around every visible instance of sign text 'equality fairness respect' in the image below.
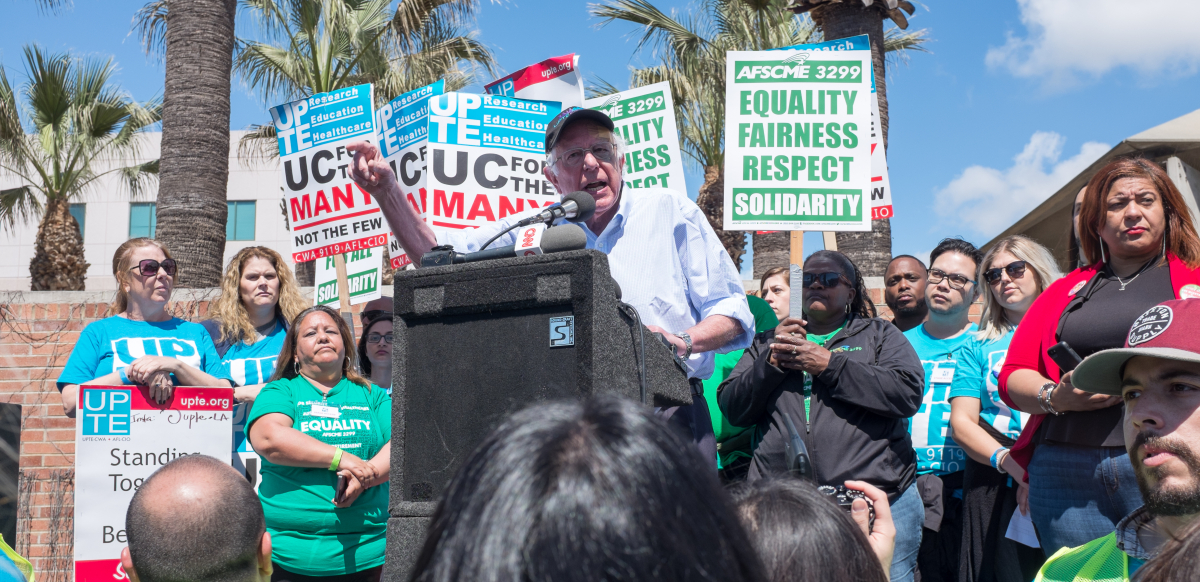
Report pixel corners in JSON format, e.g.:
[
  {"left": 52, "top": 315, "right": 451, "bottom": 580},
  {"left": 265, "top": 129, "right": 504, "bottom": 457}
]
[{"left": 724, "top": 49, "right": 872, "bottom": 231}]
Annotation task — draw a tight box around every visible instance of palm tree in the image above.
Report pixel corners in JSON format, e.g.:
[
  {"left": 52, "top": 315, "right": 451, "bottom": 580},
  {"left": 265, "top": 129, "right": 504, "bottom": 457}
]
[
  {"left": 0, "top": 46, "right": 161, "bottom": 290},
  {"left": 134, "top": 0, "right": 238, "bottom": 288},
  {"left": 591, "top": 0, "right": 924, "bottom": 277},
  {"left": 233, "top": 0, "right": 496, "bottom": 283},
  {"left": 786, "top": 0, "right": 915, "bottom": 276}
]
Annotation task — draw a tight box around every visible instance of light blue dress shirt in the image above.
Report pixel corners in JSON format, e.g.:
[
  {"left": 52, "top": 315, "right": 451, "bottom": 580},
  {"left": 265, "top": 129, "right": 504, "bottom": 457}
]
[{"left": 437, "top": 185, "right": 754, "bottom": 380}]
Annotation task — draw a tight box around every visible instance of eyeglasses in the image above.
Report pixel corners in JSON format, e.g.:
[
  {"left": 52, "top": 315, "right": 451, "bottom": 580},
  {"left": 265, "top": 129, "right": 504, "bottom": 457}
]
[
  {"left": 367, "top": 333, "right": 393, "bottom": 344},
  {"left": 984, "top": 261, "right": 1028, "bottom": 285},
  {"left": 802, "top": 272, "right": 846, "bottom": 289},
  {"left": 928, "top": 268, "right": 973, "bottom": 290},
  {"left": 554, "top": 142, "right": 617, "bottom": 168},
  {"left": 129, "top": 259, "right": 177, "bottom": 277}
]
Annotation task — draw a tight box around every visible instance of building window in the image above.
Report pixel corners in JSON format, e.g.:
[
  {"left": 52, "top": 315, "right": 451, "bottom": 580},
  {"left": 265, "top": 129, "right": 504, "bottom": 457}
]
[
  {"left": 129, "top": 203, "right": 156, "bottom": 239},
  {"left": 227, "top": 201, "right": 256, "bottom": 241},
  {"left": 69, "top": 203, "right": 86, "bottom": 239}
]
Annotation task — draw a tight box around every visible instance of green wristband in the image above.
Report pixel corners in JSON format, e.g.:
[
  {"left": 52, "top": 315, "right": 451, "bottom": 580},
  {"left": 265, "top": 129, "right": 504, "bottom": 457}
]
[{"left": 329, "top": 447, "right": 343, "bottom": 471}]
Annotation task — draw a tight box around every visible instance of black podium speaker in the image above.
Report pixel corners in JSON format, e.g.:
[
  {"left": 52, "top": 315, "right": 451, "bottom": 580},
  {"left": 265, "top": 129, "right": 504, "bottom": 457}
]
[{"left": 384, "top": 249, "right": 691, "bottom": 579}]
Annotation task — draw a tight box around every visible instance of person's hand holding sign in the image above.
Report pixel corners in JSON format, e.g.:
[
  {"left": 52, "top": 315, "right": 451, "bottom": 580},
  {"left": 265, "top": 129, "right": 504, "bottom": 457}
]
[{"left": 769, "top": 317, "right": 832, "bottom": 376}]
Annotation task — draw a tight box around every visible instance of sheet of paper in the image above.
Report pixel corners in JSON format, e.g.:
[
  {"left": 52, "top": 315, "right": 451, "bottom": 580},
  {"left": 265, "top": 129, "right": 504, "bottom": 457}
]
[{"left": 1005, "top": 507, "right": 1041, "bottom": 548}]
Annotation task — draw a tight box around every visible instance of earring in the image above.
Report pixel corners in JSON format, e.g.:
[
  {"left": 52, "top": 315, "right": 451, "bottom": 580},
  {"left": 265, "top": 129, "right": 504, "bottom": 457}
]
[
  {"left": 293, "top": 360, "right": 300, "bottom": 375},
  {"left": 1099, "top": 239, "right": 1108, "bottom": 264}
]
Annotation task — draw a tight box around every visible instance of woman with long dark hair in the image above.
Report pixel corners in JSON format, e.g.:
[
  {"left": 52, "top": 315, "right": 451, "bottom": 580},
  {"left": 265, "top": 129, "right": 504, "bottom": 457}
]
[
  {"left": 719, "top": 250, "right": 925, "bottom": 582},
  {"left": 1000, "top": 157, "right": 1200, "bottom": 555}
]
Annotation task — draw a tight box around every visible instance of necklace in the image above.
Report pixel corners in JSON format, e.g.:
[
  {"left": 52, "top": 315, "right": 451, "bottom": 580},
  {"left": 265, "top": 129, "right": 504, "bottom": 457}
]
[{"left": 1113, "top": 256, "right": 1157, "bottom": 291}]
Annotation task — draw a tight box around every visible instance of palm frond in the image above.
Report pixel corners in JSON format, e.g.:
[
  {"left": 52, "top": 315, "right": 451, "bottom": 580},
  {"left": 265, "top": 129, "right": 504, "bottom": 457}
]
[
  {"left": 585, "top": 77, "right": 622, "bottom": 100},
  {"left": 237, "top": 124, "right": 279, "bottom": 165},
  {"left": 133, "top": 0, "right": 170, "bottom": 61},
  {"left": 0, "top": 186, "right": 41, "bottom": 230}
]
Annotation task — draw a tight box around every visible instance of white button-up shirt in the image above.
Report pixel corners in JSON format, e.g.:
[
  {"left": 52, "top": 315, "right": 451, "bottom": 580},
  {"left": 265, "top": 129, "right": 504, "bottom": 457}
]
[{"left": 437, "top": 185, "right": 754, "bottom": 379}]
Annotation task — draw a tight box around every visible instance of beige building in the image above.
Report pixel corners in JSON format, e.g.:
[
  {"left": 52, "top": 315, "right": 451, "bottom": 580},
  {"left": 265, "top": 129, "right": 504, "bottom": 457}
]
[
  {"left": 985, "top": 108, "right": 1200, "bottom": 270},
  {"left": 0, "top": 131, "right": 289, "bottom": 290}
]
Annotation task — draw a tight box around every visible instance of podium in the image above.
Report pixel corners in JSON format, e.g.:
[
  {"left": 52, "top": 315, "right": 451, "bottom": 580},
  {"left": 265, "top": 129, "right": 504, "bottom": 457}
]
[{"left": 383, "top": 249, "right": 691, "bottom": 579}]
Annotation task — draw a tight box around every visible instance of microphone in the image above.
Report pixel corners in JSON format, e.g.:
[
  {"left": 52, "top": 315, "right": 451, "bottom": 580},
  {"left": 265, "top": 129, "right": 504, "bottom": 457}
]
[
  {"left": 429, "top": 224, "right": 586, "bottom": 265},
  {"left": 516, "top": 191, "right": 596, "bottom": 227}
]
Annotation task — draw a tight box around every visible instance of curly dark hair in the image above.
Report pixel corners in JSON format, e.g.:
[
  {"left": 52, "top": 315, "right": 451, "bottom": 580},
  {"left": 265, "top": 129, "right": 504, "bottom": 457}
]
[{"left": 805, "top": 250, "right": 876, "bottom": 319}]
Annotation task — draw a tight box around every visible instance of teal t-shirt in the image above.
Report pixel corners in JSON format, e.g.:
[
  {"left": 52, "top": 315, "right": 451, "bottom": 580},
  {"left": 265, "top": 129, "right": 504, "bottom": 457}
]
[
  {"left": 57, "top": 316, "right": 228, "bottom": 389},
  {"left": 948, "top": 329, "right": 1027, "bottom": 440},
  {"left": 903, "top": 324, "right": 978, "bottom": 476},
  {"left": 223, "top": 322, "right": 287, "bottom": 455},
  {"left": 246, "top": 375, "right": 392, "bottom": 576},
  {"left": 704, "top": 295, "right": 779, "bottom": 469}
]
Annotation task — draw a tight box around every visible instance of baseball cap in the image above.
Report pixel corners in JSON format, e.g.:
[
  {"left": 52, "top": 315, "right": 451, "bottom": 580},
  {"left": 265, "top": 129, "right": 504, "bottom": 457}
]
[
  {"left": 1073, "top": 299, "right": 1200, "bottom": 395},
  {"left": 544, "top": 106, "right": 615, "bottom": 153}
]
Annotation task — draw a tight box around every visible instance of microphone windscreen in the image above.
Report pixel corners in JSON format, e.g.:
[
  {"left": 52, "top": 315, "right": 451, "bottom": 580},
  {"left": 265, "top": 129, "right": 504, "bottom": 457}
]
[
  {"left": 564, "top": 191, "right": 597, "bottom": 223},
  {"left": 541, "top": 224, "right": 588, "bottom": 254}
]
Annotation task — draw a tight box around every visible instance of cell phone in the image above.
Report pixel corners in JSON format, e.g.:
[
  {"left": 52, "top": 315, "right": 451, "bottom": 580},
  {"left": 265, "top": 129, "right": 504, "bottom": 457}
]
[
  {"left": 1048, "top": 341, "right": 1083, "bottom": 373},
  {"left": 334, "top": 474, "right": 348, "bottom": 503}
]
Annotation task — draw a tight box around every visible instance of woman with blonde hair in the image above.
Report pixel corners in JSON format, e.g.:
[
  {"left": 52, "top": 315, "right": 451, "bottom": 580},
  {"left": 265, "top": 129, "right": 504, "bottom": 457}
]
[
  {"left": 57, "top": 238, "right": 231, "bottom": 416},
  {"left": 201, "top": 246, "right": 307, "bottom": 474},
  {"left": 248, "top": 305, "right": 391, "bottom": 580},
  {"left": 950, "top": 235, "right": 1060, "bottom": 581}
]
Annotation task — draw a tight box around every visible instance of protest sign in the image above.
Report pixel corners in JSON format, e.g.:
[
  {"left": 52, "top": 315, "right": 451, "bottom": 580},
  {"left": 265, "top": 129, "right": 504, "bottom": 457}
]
[
  {"left": 485, "top": 54, "right": 584, "bottom": 108},
  {"left": 424, "top": 92, "right": 563, "bottom": 232},
  {"left": 378, "top": 80, "right": 444, "bottom": 269},
  {"left": 273, "top": 84, "right": 389, "bottom": 263},
  {"left": 314, "top": 248, "right": 384, "bottom": 306},
  {"left": 724, "top": 47, "right": 873, "bottom": 231},
  {"left": 74, "top": 385, "right": 234, "bottom": 582},
  {"left": 584, "top": 81, "right": 687, "bottom": 192},
  {"left": 772, "top": 35, "right": 893, "bottom": 219}
]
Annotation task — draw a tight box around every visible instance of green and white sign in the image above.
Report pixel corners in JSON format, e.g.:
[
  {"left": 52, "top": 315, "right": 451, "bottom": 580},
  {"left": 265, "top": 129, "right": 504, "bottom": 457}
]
[
  {"left": 584, "top": 81, "right": 687, "bottom": 193},
  {"left": 723, "top": 49, "right": 872, "bottom": 231},
  {"left": 314, "top": 248, "right": 383, "bottom": 307}
]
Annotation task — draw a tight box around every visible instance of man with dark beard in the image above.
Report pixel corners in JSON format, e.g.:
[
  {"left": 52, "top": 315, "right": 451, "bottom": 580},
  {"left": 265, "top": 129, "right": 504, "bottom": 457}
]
[
  {"left": 885, "top": 256, "right": 929, "bottom": 332},
  {"left": 1035, "top": 299, "right": 1200, "bottom": 581}
]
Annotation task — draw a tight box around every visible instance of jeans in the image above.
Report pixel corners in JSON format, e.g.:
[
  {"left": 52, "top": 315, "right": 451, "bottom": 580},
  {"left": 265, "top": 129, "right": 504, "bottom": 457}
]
[
  {"left": 1027, "top": 443, "right": 1144, "bottom": 556},
  {"left": 890, "top": 483, "right": 925, "bottom": 582}
]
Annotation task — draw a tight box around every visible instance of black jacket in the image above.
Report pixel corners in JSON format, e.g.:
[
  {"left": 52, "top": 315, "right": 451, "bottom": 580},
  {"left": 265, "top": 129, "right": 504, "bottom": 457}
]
[{"left": 718, "top": 315, "right": 924, "bottom": 501}]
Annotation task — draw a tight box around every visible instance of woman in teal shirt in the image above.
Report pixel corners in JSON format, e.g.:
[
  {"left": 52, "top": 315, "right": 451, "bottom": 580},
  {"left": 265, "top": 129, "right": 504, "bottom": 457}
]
[{"left": 248, "top": 305, "right": 391, "bottom": 581}]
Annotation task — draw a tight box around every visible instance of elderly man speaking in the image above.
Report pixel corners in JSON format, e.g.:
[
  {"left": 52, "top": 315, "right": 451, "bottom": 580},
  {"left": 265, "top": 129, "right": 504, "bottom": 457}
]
[{"left": 346, "top": 106, "right": 752, "bottom": 467}]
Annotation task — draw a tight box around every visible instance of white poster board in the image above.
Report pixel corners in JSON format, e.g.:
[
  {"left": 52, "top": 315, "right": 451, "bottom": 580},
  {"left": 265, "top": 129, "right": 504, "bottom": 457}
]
[
  {"left": 378, "top": 80, "right": 444, "bottom": 270},
  {"left": 272, "top": 84, "right": 389, "bottom": 263},
  {"left": 723, "top": 47, "right": 873, "bottom": 231},
  {"left": 485, "top": 54, "right": 584, "bottom": 108},
  {"left": 423, "top": 93, "right": 563, "bottom": 233},
  {"left": 74, "top": 386, "right": 234, "bottom": 582},
  {"left": 584, "top": 81, "right": 687, "bottom": 192},
  {"left": 314, "top": 249, "right": 384, "bottom": 306}
]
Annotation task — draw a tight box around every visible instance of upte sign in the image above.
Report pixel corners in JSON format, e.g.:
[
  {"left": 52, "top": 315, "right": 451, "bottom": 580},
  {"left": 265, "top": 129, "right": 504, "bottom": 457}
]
[{"left": 74, "top": 385, "right": 234, "bottom": 582}]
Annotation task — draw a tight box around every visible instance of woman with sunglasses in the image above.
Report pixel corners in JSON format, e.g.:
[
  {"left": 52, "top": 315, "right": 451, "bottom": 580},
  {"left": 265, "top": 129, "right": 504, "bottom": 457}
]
[
  {"left": 999, "top": 158, "right": 1200, "bottom": 555},
  {"left": 57, "top": 238, "right": 232, "bottom": 416},
  {"left": 719, "top": 250, "right": 925, "bottom": 582},
  {"left": 949, "top": 236, "right": 1060, "bottom": 582},
  {"left": 202, "top": 247, "right": 307, "bottom": 475}
]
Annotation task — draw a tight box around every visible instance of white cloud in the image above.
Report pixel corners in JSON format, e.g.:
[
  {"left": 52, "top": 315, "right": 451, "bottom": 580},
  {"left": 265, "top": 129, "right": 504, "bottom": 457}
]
[
  {"left": 933, "top": 131, "right": 1109, "bottom": 237},
  {"left": 986, "top": 0, "right": 1200, "bottom": 84}
]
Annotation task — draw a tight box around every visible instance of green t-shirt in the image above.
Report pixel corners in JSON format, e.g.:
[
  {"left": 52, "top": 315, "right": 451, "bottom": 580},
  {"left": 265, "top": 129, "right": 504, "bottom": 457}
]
[
  {"left": 704, "top": 296, "right": 779, "bottom": 468},
  {"left": 246, "top": 375, "right": 392, "bottom": 576},
  {"left": 802, "top": 325, "right": 844, "bottom": 423}
]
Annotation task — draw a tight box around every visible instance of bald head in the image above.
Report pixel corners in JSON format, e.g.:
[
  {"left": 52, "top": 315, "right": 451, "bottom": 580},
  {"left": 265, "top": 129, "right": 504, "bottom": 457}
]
[{"left": 125, "top": 455, "right": 266, "bottom": 582}]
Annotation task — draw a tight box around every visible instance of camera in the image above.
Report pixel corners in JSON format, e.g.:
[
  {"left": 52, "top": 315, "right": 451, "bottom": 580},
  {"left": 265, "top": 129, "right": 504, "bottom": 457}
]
[{"left": 817, "top": 485, "right": 874, "bottom": 530}]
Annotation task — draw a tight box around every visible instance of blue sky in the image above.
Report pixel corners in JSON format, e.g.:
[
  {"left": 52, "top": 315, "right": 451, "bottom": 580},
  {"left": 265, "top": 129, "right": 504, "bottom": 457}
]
[{"left": 6, "top": 0, "right": 1200, "bottom": 277}]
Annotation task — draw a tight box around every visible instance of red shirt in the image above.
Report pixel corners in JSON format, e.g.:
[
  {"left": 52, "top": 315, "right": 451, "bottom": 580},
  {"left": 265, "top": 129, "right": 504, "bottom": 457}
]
[{"left": 998, "top": 253, "right": 1200, "bottom": 469}]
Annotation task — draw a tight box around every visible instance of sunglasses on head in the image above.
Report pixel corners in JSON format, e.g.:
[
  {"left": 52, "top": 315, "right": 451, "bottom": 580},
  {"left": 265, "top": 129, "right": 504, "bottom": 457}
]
[
  {"left": 984, "top": 261, "right": 1028, "bottom": 285},
  {"left": 130, "top": 258, "right": 177, "bottom": 277},
  {"left": 802, "top": 272, "right": 845, "bottom": 289},
  {"left": 362, "top": 310, "right": 392, "bottom": 324}
]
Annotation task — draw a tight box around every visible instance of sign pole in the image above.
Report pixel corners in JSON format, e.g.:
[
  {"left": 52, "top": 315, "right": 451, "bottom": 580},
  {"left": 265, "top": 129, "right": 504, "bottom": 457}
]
[
  {"left": 334, "top": 254, "right": 354, "bottom": 334},
  {"left": 822, "top": 232, "right": 838, "bottom": 252},
  {"left": 788, "top": 231, "right": 804, "bottom": 320}
]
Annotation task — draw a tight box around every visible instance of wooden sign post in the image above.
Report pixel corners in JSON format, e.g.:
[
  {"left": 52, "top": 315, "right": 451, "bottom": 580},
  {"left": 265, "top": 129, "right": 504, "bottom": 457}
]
[
  {"left": 788, "top": 231, "right": 804, "bottom": 320},
  {"left": 334, "top": 254, "right": 354, "bottom": 334}
]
